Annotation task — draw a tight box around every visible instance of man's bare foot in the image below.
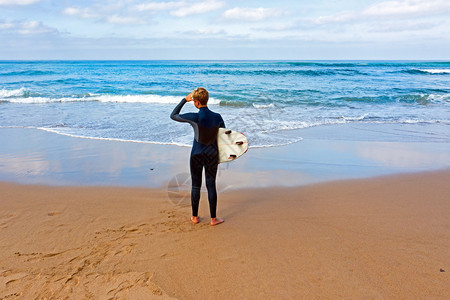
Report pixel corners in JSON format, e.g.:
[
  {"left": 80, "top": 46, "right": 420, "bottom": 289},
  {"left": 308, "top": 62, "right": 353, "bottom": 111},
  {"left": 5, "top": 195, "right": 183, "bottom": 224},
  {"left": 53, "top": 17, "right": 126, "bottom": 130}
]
[
  {"left": 191, "top": 216, "right": 199, "bottom": 224},
  {"left": 210, "top": 217, "right": 224, "bottom": 226}
]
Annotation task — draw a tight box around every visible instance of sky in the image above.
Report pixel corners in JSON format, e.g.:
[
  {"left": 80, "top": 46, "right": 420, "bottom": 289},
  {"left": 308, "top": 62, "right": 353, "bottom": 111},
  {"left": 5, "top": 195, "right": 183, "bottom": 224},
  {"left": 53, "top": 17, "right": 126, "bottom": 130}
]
[{"left": 0, "top": 0, "right": 449, "bottom": 60}]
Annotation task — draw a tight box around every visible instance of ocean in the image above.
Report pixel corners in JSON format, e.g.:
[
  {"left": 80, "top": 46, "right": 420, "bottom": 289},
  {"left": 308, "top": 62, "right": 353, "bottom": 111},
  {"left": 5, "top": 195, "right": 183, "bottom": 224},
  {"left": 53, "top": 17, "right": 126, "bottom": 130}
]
[{"left": 1, "top": 60, "right": 449, "bottom": 148}]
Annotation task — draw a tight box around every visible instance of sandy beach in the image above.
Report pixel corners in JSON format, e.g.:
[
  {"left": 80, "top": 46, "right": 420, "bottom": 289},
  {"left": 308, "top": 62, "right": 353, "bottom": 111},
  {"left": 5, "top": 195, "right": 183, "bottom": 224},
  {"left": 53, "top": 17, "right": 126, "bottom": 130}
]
[
  {"left": 1, "top": 170, "right": 449, "bottom": 299},
  {"left": 0, "top": 125, "right": 449, "bottom": 299}
]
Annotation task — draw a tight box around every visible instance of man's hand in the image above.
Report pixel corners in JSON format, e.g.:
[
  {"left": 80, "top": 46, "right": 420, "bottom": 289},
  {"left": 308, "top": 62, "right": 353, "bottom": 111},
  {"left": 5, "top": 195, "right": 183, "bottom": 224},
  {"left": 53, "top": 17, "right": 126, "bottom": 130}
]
[{"left": 186, "top": 91, "right": 194, "bottom": 102}]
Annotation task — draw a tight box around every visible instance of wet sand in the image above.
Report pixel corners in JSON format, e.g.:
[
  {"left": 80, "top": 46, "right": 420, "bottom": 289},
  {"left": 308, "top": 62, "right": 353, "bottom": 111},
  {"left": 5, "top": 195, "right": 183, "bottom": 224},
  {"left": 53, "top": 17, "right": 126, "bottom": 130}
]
[
  {"left": 1, "top": 125, "right": 449, "bottom": 188},
  {"left": 1, "top": 170, "right": 449, "bottom": 299}
]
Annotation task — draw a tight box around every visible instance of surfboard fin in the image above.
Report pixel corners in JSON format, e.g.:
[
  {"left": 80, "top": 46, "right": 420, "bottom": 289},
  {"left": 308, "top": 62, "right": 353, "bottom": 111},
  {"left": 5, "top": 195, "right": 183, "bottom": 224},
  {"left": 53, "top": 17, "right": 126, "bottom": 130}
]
[
  {"left": 225, "top": 130, "right": 232, "bottom": 134},
  {"left": 236, "top": 141, "right": 244, "bottom": 145},
  {"left": 229, "top": 154, "right": 237, "bottom": 159}
]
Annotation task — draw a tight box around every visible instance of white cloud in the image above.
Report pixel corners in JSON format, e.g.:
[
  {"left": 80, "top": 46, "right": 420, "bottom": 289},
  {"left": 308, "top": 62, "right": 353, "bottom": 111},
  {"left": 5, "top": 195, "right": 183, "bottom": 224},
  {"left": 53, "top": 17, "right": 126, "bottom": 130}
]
[
  {"left": 368, "top": 20, "right": 437, "bottom": 32},
  {"left": 64, "top": 6, "right": 147, "bottom": 25},
  {"left": 107, "top": 15, "right": 145, "bottom": 25},
  {"left": 184, "top": 28, "right": 226, "bottom": 36},
  {"left": 61, "top": 1, "right": 225, "bottom": 26},
  {"left": 63, "top": 7, "right": 98, "bottom": 19},
  {"left": 0, "top": 19, "right": 58, "bottom": 35},
  {"left": 363, "top": 0, "right": 450, "bottom": 17},
  {"left": 315, "top": 11, "right": 355, "bottom": 25},
  {"left": 252, "top": 24, "right": 296, "bottom": 32},
  {"left": 0, "top": 0, "right": 40, "bottom": 5},
  {"left": 62, "top": 1, "right": 224, "bottom": 27},
  {"left": 135, "top": 1, "right": 183, "bottom": 12},
  {"left": 171, "top": 0, "right": 224, "bottom": 17},
  {"left": 315, "top": 0, "right": 450, "bottom": 24},
  {"left": 0, "top": 21, "right": 14, "bottom": 30},
  {"left": 222, "top": 7, "right": 281, "bottom": 21},
  {"left": 18, "top": 21, "right": 41, "bottom": 34}
]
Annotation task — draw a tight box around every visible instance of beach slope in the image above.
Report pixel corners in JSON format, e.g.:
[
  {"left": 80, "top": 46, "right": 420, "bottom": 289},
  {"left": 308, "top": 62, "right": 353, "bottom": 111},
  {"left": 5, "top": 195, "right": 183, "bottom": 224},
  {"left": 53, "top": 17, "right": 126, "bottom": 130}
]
[{"left": 1, "top": 170, "right": 449, "bottom": 299}]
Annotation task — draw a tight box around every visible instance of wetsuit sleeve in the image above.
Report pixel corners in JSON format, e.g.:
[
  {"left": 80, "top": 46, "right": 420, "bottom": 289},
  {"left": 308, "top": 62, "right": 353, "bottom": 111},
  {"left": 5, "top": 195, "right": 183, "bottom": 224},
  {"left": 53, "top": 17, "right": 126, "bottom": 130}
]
[
  {"left": 170, "top": 98, "right": 187, "bottom": 122},
  {"left": 219, "top": 116, "right": 225, "bottom": 129},
  {"left": 171, "top": 99, "right": 200, "bottom": 141},
  {"left": 170, "top": 98, "right": 197, "bottom": 124}
]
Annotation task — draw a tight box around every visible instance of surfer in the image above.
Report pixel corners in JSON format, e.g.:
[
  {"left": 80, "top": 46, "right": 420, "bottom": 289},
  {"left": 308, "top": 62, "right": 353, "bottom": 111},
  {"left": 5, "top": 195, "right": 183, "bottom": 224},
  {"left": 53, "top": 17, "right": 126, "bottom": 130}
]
[{"left": 170, "top": 88, "right": 226, "bottom": 226}]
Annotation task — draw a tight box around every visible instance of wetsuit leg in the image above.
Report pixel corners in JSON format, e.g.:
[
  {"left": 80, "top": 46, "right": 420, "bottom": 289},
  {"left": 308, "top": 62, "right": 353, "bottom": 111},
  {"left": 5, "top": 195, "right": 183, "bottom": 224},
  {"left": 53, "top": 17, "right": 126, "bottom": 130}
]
[
  {"left": 190, "top": 154, "right": 203, "bottom": 217},
  {"left": 190, "top": 153, "right": 219, "bottom": 218},
  {"left": 204, "top": 154, "right": 218, "bottom": 218}
]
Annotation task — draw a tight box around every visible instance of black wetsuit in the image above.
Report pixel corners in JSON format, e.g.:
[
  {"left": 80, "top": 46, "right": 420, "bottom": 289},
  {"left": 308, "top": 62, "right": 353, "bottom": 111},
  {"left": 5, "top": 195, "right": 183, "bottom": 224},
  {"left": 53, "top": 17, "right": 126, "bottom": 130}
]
[{"left": 170, "top": 98, "right": 225, "bottom": 218}]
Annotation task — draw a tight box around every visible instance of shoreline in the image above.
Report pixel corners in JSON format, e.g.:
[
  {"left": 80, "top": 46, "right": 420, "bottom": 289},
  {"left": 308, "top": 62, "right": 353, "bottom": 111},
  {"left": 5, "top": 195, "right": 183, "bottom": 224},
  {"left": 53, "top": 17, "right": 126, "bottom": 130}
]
[
  {"left": 1, "top": 169, "right": 449, "bottom": 298},
  {"left": 1, "top": 124, "right": 449, "bottom": 189}
]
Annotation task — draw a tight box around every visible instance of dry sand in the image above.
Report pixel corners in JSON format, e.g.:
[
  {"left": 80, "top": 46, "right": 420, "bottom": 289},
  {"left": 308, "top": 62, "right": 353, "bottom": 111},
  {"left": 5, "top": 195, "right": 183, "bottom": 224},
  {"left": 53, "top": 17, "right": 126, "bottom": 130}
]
[{"left": 1, "top": 170, "right": 449, "bottom": 299}]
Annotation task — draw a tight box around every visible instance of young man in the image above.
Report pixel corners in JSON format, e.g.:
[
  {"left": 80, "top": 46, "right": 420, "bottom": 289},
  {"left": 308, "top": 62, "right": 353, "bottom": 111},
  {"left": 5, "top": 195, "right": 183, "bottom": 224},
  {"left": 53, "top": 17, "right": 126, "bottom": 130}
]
[{"left": 170, "top": 88, "right": 225, "bottom": 226}]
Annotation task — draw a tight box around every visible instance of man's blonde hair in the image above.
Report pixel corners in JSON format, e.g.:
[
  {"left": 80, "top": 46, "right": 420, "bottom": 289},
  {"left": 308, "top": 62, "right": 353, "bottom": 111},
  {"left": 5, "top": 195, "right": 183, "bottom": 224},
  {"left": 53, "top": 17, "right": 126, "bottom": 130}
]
[{"left": 193, "top": 87, "right": 209, "bottom": 106}]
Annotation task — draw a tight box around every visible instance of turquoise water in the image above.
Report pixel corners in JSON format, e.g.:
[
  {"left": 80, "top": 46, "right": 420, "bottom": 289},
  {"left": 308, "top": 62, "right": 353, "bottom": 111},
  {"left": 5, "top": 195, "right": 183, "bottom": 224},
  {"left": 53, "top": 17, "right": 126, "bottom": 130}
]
[{"left": 1, "top": 61, "right": 449, "bottom": 147}]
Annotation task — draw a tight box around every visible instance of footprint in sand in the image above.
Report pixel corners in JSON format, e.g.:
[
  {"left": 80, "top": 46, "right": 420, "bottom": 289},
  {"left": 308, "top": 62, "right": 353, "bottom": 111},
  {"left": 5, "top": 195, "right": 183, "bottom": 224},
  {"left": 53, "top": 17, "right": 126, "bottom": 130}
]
[
  {"left": 0, "top": 292, "right": 23, "bottom": 298},
  {"left": 47, "top": 211, "right": 61, "bottom": 216}
]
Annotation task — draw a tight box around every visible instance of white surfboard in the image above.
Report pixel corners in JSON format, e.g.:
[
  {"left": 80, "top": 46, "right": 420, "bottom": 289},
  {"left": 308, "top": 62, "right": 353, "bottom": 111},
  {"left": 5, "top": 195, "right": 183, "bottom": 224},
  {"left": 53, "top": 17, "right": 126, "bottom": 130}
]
[{"left": 217, "top": 128, "right": 248, "bottom": 163}]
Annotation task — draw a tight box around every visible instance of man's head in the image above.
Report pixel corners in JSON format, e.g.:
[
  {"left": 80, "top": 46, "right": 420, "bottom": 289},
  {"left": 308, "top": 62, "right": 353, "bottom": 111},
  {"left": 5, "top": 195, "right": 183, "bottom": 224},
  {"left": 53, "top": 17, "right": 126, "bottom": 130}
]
[{"left": 193, "top": 87, "right": 209, "bottom": 107}]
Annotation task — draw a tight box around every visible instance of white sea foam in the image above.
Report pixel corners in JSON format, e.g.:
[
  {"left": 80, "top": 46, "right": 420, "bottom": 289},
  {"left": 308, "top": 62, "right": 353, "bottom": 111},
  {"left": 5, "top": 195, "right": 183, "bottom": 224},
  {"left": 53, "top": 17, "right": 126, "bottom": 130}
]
[
  {"left": 36, "top": 127, "right": 192, "bottom": 147},
  {"left": 1, "top": 92, "right": 221, "bottom": 105},
  {"left": 0, "top": 87, "right": 27, "bottom": 98},
  {"left": 260, "top": 119, "right": 349, "bottom": 133},
  {"left": 95, "top": 94, "right": 220, "bottom": 105},
  {"left": 95, "top": 94, "right": 181, "bottom": 104},
  {"left": 5, "top": 97, "right": 82, "bottom": 104},
  {"left": 248, "top": 136, "right": 303, "bottom": 149},
  {"left": 397, "top": 119, "right": 444, "bottom": 125},
  {"left": 252, "top": 103, "right": 275, "bottom": 108},
  {"left": 340, "top": 114, "right": 368, "bottom": 121},
  {"left": 420, "top": 69, "right": 450, "bottom": 74},
  {"left": 427, "top": 94, "right": 450, "bottom": 102}
]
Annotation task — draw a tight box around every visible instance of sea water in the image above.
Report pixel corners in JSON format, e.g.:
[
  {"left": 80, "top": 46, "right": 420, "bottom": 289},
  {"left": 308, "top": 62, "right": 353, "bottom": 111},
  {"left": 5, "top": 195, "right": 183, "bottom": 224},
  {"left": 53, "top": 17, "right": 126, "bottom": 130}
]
[{"left": 1, "top": 60, "right": 449, "bottom": 148}]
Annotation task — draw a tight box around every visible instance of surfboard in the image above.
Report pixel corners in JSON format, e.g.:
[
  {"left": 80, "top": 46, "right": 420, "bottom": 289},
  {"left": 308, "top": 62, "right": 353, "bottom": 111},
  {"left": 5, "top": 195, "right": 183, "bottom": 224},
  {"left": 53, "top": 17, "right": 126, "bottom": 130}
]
[{"left": 217, "top": 128, "right": 248, "bottom": 163}]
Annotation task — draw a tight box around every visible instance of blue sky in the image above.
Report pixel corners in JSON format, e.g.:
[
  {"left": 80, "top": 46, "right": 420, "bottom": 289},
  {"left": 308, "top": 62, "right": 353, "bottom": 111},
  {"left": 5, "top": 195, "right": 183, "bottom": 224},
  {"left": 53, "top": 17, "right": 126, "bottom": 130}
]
[{"left": 1, "top": 0, "right": 449, "bottom": 60}]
